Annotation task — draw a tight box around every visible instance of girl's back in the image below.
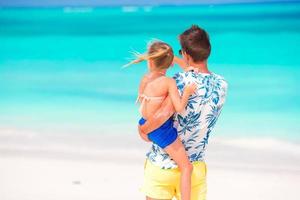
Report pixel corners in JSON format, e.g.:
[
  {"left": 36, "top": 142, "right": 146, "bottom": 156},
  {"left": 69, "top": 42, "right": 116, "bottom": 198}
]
[
  {"left": 139, "top": 75, "right": 170, "bottom": 120},
  {"left": 127, "top": 40, "right": 197, "bottom": 200}
]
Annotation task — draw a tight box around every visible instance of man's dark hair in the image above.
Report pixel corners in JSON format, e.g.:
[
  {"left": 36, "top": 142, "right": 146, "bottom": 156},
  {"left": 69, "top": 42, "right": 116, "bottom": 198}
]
[{"left": 179, "top": 25, "right": 211, "bottom": 62}]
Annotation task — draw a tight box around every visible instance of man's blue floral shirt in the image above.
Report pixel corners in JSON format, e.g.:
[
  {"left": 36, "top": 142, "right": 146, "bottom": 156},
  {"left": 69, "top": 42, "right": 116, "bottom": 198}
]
[{"left": 146, "top": 71, "right": 228, "bottom": 169}]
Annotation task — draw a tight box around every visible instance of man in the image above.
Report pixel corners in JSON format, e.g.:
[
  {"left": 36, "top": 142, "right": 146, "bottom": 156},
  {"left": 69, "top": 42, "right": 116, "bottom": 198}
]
[{"left": 138, "top": 25, "right": 228, "bottom": 200}]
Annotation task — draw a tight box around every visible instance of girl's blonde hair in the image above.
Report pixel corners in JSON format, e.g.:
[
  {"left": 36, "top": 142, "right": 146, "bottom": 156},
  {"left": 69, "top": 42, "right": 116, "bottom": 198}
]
[{"left": 124, "top": 40, "right": 174, "bottom": 69}]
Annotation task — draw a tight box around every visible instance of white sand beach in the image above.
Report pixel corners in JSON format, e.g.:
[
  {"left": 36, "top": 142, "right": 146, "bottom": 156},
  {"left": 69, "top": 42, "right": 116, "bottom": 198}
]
[{"left": 0, "top": 130, "right": 299, "bottom": 200}]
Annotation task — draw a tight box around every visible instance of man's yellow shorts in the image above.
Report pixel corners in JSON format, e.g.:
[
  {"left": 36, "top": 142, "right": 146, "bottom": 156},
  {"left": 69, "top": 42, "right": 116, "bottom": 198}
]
[{"left": 139, "top": 159, "right": 207, "bottom": 200}]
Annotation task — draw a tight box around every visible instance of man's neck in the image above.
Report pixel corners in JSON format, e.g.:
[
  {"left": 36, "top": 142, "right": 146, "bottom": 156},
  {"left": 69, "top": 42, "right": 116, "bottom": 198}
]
[{"left": 189, "top": 60, "right": 210, "bottom": 74}]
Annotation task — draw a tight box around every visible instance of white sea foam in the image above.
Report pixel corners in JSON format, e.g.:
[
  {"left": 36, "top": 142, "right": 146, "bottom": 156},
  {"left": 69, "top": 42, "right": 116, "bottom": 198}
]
[
  {"left": 143, "top": 6, "right": 153, "bottom": 12},
  {"left": 122, "top": 6, "right": 139, "bottom": 12},
  {"left": 1, "top": 126, "right": 299, "bottom": 156},
  {"left": 63, "top": 7, "right": 94, "bottom": 13}
]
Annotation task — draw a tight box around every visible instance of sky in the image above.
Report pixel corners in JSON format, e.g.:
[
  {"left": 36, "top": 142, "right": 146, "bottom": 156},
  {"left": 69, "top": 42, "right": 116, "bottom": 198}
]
[{"left": 0, "top": 0, "right": 299, "bottom": 7}]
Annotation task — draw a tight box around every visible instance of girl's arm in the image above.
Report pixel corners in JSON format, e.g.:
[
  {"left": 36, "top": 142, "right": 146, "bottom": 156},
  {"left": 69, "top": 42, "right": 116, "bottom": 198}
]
[
  {"left": 167, "top": 78, "right": 196, "bottom": 113},
  {"left": 173, "top": 56, "right": 188, "bottom": 71},
  {"left": 139, "top": 96, "right": 175, "bottom": 135}
]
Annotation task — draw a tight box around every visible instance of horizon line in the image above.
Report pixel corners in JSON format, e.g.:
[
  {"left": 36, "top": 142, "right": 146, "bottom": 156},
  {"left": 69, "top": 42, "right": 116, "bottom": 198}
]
[{"left": 0, "top": 0, "right": 300, "bottom": 8}]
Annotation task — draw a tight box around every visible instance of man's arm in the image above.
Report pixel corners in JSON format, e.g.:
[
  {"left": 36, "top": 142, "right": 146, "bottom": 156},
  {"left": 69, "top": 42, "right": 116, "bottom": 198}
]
[
  {"left": 173, "top": 56, "right": 188, "bottom": 71},
  {"left": 139, "top": 96, "right": 175, "bottom": 135}
]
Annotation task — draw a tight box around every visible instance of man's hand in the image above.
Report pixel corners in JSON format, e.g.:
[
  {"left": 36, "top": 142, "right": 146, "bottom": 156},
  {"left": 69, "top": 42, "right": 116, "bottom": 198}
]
[{"left": 138, "top": 125, "right": 151, "bottom": 142}]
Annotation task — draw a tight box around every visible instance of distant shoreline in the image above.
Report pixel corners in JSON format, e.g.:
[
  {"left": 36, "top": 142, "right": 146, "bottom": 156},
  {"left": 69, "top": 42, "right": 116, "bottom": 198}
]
[{"left": 1, "top": 0, "right": 300, "bottom": 9}]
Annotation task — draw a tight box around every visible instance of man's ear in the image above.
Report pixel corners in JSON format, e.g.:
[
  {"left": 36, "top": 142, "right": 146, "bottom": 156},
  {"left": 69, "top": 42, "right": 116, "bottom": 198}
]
[
  {"left": 183, "top": 51, "right": 191, "bottom": 65},
  {"left": 181, "top": 51, "right": 186, "bottom": 60}
]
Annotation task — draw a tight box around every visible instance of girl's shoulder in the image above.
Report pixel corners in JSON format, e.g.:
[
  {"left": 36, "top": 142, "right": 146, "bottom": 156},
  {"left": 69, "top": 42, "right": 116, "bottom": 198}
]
[
  {"left": 145, "top": 76, "right": 172, "bottom": 90},
  {"left": 165, "top": 76, "right": 176, "bottom": 83},
  {"left": 149, "top": 75, "right": 169, "bottom": 82},
  {"left": 155, "top": 76, "right": 175, "bottom": 85},
  {"left": 140, "top": 74, "right": 149, "bottom": 84}
]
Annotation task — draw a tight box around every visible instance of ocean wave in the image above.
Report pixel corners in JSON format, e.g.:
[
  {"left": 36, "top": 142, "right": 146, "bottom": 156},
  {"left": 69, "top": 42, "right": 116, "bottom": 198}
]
[
  {"left": 63, "top": 7, "right": 94, "bottom": 13},
  {"left": 122, "top": 6, "right": 139, "bottom": 12},
  {"left": 122, "top": 6, "right": 153, "bottom": 13},
  {"left": 1, "top": 127, "right": 299, "bottom": 154},
  {"left": 143, "top": 6, "right": 153, "bottom": 12}
]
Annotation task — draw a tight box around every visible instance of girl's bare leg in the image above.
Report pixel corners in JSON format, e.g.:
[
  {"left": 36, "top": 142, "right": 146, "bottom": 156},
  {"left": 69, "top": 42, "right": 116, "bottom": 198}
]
[{"left": 164, "top": 138, "right": 193, "bottom": 200}]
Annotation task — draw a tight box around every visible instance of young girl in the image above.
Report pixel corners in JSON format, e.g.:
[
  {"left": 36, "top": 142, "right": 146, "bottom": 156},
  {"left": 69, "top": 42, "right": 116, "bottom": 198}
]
[{"left": 126, "top": 40, "right": 196, "bottom": 200}]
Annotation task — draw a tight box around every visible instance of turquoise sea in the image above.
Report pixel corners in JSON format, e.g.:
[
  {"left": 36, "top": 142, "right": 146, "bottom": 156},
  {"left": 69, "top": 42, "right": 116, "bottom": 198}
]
[{"left": 0, "top": 3, "right": 300, "bottom": 141}]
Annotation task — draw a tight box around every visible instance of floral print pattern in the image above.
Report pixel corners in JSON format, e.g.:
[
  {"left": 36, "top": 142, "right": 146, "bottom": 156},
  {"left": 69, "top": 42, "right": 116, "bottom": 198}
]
[{"left": 146, "top": 71, "right": 228, "bottom": 169}]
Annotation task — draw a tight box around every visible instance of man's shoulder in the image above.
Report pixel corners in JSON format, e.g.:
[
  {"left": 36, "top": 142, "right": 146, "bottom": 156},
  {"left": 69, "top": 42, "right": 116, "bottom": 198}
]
[
  {"left": 211, "top": 72, "right": 228, "bottom": 88},
  {"left": 173, "top": 71, "right": 228, "bottom": 87},
  {"left": 210, "top": 72, "right": 228, "bottom": 101},
  {"left": 172, "top": 72, "right": 185, "bottom": 80}
]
